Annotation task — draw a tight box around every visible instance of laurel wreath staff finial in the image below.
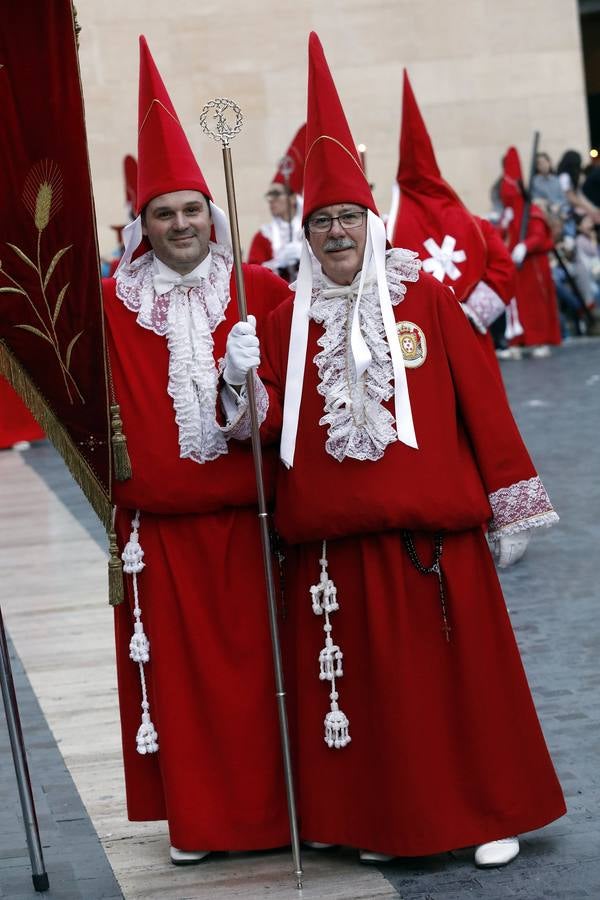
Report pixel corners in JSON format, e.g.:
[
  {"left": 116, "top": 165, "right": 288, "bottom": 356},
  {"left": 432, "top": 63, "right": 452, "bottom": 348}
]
[{"left": 199, "top": 98, "right": 243, "bottom": 147}]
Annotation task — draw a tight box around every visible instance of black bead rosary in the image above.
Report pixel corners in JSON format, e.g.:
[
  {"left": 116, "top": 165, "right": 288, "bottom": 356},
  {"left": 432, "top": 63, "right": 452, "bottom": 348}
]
[{"left": 401, "top": 531, "right": 451, "bottom": 642}]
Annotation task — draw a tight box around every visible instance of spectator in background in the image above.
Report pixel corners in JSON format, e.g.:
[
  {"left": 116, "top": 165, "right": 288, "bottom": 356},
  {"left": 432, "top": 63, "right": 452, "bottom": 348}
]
[
  {"left": 531, "top": 153, "right": 570, "bottom": 217},
  {"left": 557, "top": 150, "right": 600, "bottom": 224}
]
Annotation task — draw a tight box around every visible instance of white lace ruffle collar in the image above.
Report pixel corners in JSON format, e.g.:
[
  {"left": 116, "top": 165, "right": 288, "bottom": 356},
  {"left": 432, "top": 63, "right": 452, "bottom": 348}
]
[
  {"left": 115, "top": 243, "right": 235, "bottom": 464},
  {"left": 309, "top": 248, "right": 420, "bottom": 463}
]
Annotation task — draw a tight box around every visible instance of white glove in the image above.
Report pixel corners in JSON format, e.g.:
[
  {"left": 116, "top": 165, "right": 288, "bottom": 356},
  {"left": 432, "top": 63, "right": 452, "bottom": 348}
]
[
  {"left": 493, "top": 531, "right": 531, "bottom": 568},
  {"left": 511, "top": 242, "right": 527, "bottom": 265},
  {"left": 223, "top": 315, "right": 260, "bottom": 386},
  {"left": 274, "top": 241, "right": 302, "bottom": 270}
]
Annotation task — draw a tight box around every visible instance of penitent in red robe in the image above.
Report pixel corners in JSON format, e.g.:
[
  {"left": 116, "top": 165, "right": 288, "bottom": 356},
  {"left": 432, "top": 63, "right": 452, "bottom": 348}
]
[
  {"left": 259, "top": 259, "right": 566, "bottom": 856},
  {"left": 0, "top": 377, "right": 44, "bottom": 449},
  {"left": 510, "top": 215, "right": 562, "bottom": 348},
  {"left": 103, "top": 260, "right": 291, "bottom": 852}
]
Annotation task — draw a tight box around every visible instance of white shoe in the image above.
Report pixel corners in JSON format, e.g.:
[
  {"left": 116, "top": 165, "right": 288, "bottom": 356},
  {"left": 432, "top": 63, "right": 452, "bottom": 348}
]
[
  {"left": 531, "top": 344, "right": 551, "bottom": 358},
  {"left": 474, "top": 836, "right": 519, "bottom": 868},
  {"left": 169, "top": 846, "right": 211, "bottom": 866},
  {"left": 304, "top": 841, "right": 336, "bottom": 849},
  {"left": 359, "top": 849, "right": 395, "bottom": 864},
  {"left": 496, "top": 346, "right": 522, "bottom": 360}
]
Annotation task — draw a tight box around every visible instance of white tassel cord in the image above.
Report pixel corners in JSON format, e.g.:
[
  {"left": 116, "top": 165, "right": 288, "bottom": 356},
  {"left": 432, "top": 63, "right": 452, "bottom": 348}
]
[
  {"left": 121, "top": 510, "right": 159, "bottom": 755},
  {"left": 310, "top": 541, "right": 351, "bottom": 749}
]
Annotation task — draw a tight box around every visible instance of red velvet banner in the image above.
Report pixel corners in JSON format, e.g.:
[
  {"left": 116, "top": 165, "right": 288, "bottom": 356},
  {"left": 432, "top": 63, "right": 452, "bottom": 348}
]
[{"left": 0, "top": 2, "right": 111, "bottom": 523}]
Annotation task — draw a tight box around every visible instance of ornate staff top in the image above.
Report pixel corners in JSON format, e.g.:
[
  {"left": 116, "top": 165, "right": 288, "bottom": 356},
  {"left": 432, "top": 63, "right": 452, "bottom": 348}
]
[
  {"left": 199, "top": 98, "right": 243, "bottom": 147},
  {"left": 278, "top": 154, "right": 295, "bottom": 181}
]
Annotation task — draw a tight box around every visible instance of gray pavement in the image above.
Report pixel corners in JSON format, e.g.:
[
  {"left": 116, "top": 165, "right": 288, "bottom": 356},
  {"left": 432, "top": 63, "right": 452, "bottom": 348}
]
[
  {"left": 0, "top": 630, "right": 122, "bottom": 899},
  {"left": 1, "top": 338, "right": 599, "bottom": 899}
]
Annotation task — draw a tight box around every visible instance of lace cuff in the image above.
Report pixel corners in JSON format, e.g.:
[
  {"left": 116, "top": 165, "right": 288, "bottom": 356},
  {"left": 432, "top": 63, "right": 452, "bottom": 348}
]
[
  {"left": 464, "top": 281, "right": 506, "bottom": 330},
  {"left": 219, "top": 372, "right": 269, "bottom": 441},
  {"left": 487, "top": 476, "right": 559, "bottom": 540}
]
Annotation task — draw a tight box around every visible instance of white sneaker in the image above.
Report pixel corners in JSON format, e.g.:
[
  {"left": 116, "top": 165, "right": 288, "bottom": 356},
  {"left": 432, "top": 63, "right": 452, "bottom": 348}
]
[
  {"left": 169, "top": 846, "right": 211, "bottom": 866},
  {"left": 359, "top": 849, "right": 395, "bottom": 864},
  {"left": 474, "top": 836, "right": 519, "bottom": 868},
  {"left": 531, "top": 345, "right": 551, "bottom": 358}
]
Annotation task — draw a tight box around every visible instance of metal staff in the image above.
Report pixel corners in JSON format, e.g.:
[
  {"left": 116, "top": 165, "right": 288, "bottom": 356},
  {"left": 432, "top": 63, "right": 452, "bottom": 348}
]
[
  {"left": 200, "top": 98, "right": 303, "bottom": 891},
  {"left": 518, "top": 130, "right": 540, "bottom": 246},
  {"left": 0, "top": 606, "right": 49, "bottom": 892}
]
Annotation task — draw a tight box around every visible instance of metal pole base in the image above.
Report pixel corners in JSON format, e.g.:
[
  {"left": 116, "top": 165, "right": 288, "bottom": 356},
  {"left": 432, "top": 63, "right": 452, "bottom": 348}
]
[
  {"left": 33, "top": 872, "right": 50, "bottom": 892},
  {"left": 0, "top": 606, "right": 49, "bottom": 891}
]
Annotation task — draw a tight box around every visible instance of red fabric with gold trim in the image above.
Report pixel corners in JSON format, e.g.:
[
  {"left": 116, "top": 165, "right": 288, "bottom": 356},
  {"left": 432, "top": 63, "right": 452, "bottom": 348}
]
[
  {"left": 303, "top": 33, "right": 377, "bottom": 222},
  {"left": 137, "top": 36, "right": 212, "bottom": 213},
  {"left": 391, "top": 70, "right": 487, "bottom": 301},
  {"left": 273, "top": 123, "right": 306, "bottom": 195},
  {"left": 0, "top": 1, "right": 110, "bottom": 503}
]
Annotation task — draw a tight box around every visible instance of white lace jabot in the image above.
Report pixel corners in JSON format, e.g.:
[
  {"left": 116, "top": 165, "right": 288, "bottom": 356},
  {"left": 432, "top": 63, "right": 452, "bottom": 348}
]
[
  {"left": 309, "top": 249, "right": 420, "bottom": 463},
  {"left": 115, "top": 242, "right": 234, "bottom": 464}
]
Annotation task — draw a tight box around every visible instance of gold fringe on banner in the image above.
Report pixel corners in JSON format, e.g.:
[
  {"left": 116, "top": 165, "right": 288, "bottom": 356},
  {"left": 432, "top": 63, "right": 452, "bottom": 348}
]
[
  {"left": 0, "top": 340, "right": 112, "bottom": 528},
  {"left": 0, "top": 340, "right": 124, "bottom": 606},
  {"left": 110, "top": 403, "right": 132, "bottom": 481}
]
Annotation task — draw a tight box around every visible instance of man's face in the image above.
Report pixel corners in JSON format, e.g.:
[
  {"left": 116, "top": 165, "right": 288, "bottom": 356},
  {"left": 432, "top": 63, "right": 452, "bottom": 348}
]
[
  {"left": 142, "top": 190, "right": 211, "bottom": 274},
  {"left": 307, "top": 203, "right": 367, "bottom": 286},
  {"left": 265, "top": 183, "right": 295, "bottom": 221}
]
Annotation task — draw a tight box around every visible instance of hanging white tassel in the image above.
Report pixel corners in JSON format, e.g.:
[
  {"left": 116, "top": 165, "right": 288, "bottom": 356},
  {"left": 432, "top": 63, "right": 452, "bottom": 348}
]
[
  {"left": 136, "top": 697, "right": 159, "bottom": 755},
  {"left": 121, "top": 510, "right": 159, "bottom": 755},
  {"left": 325, "top": 699, "right": 351, "bottom": 749},
  {"left": 310, "top": 542, "right": 351, "bottom": 749}
]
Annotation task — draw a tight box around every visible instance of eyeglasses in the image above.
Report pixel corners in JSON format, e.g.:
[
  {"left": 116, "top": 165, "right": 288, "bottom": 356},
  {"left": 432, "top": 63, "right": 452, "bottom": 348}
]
[
  {"left": 307, "top": 210, "right": 366, "bottom": 233},
  {"left": 265, "top": 189, "right": 286, "bottom": 199}
]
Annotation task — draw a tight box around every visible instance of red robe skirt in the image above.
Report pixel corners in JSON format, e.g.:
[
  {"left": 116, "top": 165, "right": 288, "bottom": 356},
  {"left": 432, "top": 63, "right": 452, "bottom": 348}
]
[
  {"left": 283, "top": 528, "right": 566, "bottom": 856},
  {"left": 114, "top": 506, "right": 289, "bottom": 851}
]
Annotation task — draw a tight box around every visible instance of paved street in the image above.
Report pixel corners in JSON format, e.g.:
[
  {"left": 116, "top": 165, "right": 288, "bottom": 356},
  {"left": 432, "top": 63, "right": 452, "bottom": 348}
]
[{"left": 1, "top": 339, "right": 599, "bottom": 899}]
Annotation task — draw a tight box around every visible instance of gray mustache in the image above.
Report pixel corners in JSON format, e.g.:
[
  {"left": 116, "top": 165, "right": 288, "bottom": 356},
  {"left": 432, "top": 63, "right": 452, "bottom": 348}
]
[{"left": 323, "top": 237, "right": 356, "bottom": 252}]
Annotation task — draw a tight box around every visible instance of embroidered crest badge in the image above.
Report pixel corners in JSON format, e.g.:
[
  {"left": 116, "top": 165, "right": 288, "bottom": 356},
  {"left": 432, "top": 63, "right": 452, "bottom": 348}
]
[{"left": 397, "top": 321, "right": 427, "bottom": 368}]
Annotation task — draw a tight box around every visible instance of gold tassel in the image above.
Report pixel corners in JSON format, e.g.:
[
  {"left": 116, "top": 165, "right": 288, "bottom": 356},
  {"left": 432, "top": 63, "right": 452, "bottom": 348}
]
[
  {"left": 110, "top": 403, "right": 132, "bottom": 481},
  {"left": 108, "top": 529, "right": 124, "bottom": 606}
]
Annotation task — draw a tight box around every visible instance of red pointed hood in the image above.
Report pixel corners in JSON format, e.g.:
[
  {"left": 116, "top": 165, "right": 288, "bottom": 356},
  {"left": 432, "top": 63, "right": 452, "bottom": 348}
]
[
  {"left": 302, "top": 33, "right": 377, "bottom": 222},
  {"left": 499, "top": 146, "right": 525, "bottom": 211},
  {"left": 123, "top": 154, "right": 138, "bottom": 212},
  {"left": 391, "top": 70, "right": 486, "bottom": 300},
  {"left": 273, "top": 123, "right": 306, "bottom": 195},
  {"left": 136, "top": 36, "right": 212, "bottom": 214}
]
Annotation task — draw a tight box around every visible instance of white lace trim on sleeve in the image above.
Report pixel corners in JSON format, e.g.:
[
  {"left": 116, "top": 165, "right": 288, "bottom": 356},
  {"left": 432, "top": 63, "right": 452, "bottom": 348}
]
[
  {"left": 464, "top": 281, "right": 506, "bottom": 330},
  {"left": 219, "top": 371, "right": 269, "bottom": 441},
  {"left": 488, "top": 475, "right": 559, "bottom": 539}
]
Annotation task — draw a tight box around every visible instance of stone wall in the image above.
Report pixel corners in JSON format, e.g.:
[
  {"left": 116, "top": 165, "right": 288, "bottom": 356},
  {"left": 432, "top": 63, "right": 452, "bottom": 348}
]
[{"left": 75, "top": 0, "right": 590, "bottom": 258}]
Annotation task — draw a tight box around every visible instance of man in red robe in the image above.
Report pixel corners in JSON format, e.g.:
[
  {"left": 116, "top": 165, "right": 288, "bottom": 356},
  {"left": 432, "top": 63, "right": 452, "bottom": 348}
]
[
  {"left": 247, "top": 125, "right": 306, "bottom": 281},
  {"left": 103, "top": 37, "right": 290, "bottom": 865},
  {"left": 389, "top": 71, "right": 516, "bottom": 377},
  {"left": 500, "top": 147, "right": 562, "bottom": 356},
  {"left": 226, "top": 33, "right": 565, "bottom": 870}
]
